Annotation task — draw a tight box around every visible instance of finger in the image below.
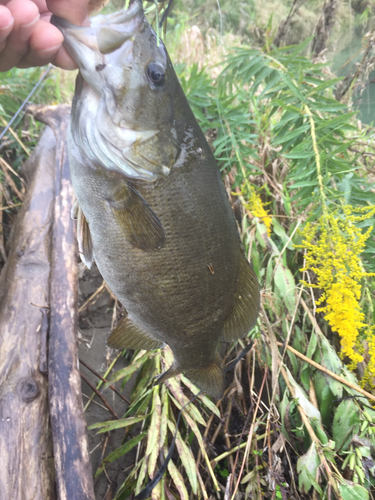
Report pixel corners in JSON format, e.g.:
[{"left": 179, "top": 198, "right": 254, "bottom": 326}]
[
  {"left": 0, "top": 6, "right": 14, "bottom": 49},
  {"left": 0, "top": 0, "right": 40, "bottom": 71},
  {"left": 16, "top": 18, "right": 66, "bottom": 68},
  {"left": 51, "top": 45, "right": 78, "bottom": 70},
  {"left": 16, "top": 23, "right": 78, "bottom": 70},
  {"left": 46, "top": 0, "right": 90, "bottom": 25},
  {"left": 6, "top": 0, "right": 40, "bottom": 40}
]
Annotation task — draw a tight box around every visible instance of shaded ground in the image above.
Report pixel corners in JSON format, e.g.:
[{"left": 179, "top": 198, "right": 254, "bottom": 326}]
[{"left": 77, "top": 263, "right": 136, "bottom": 499}]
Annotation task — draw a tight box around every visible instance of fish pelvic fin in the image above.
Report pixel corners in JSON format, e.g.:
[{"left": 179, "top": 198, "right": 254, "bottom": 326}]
[
  {"left": 109, "top": 183, "right": 166, "bottom": 251},
  {"left": 108, "top": 314, "right": 165, "bottom": 350},
  {"left": 153, "top": 365, "right": 182, "bottom": 387},
  {"left": 221, "top": 256, "right": 260, "bottom": 342},
  {"left": 185, "top": 352, "right": 224, "bottom": 400},
  {"left": 72, "top": 202, "right": 94, "bottom": 269}
]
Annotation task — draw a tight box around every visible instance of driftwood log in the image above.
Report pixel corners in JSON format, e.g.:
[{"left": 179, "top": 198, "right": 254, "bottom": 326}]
[
  {"left": 0, "top": 105, "right": 95, "bottom": 500},
  {"left": 0, "top": 124, "right": 56, "bottom": 499}
]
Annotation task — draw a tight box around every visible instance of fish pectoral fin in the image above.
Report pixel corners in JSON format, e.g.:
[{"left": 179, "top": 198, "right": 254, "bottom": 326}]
[
  {"left": 107, "top": 314, "right": 165, "bottom": 350},
  {"left": 109, "top": 183, "right": 166, "bottom": 251},
  {"left": 76, "top": 204, "right": 94, "bottom": 269},
  {"left": 185, "top": 353, "right": 224, "bottom": 399},
  {"left": 71, "top": 200, "right": 79, "bottom": 220},
  {"left": 221, "top": 257, "right": 260, "bottom": 341}
]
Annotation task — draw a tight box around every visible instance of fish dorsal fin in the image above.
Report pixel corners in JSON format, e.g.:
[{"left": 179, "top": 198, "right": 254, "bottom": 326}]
[
  {"left": 76, "top": 204, "right": 94, "bottom": 269},
  {"left": 221, "top": 257, "right": 260, "bottom": 341},
  {"left": 108, "top": 314, "right": 165, "bottom": 350},
  {"left": 109, "top": 183, "right": 166, "bottom": 251}
]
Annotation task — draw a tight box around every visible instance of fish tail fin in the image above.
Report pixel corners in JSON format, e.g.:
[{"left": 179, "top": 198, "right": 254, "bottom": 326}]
[
  {"left": 185, "top": 352, "right": 224, "bottom": 400},
  {"left": 221, "top": 256, "right": 260, "bottom": 341}
]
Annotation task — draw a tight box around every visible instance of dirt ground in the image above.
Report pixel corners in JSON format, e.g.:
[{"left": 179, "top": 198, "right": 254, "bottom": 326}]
[{"left": 77, "top": 261, "right": 139, "bottom": 499}]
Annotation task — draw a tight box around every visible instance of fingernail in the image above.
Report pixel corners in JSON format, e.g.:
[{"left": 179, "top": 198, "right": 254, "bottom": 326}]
[
  {"left": 20, "top": 14, "right": 40, "bottom": 39},
  {"left": 0, "top": 18, "right": 14, "bottom": 32},
  {"left": 38, "top": 43, "right": 61, "bottom": 58}
]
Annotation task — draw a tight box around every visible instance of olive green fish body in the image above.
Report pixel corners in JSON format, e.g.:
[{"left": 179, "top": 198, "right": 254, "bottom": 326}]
[{"left": 54, "top": 0, "right": 260, "bottom": 398}]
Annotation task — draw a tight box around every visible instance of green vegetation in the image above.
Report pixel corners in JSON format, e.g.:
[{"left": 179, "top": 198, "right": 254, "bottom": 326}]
[{"left": 1, "top": 0, "right": 375, "bottom": 498}]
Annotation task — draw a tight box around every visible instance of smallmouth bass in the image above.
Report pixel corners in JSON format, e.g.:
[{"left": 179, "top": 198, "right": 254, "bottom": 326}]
[{"left": 52, "top": 0, "right": 260, "bottom": 399}]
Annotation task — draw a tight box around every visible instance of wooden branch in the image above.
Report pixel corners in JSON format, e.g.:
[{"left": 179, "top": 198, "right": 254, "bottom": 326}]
[
  {"left": 277, "top": 342, "right": 375, "bottom": 403},
  {"left": 79, "top": 372, "right": 119, "bottom": 419},
  {"left": 0, "top": 125, "right": 56, "bottom": 499},
  {"left": 79, "top": 357, "right": 130, "bottom": 405},
  {"left": 30, "top": 105, "right": 95, "bottom": 500}
]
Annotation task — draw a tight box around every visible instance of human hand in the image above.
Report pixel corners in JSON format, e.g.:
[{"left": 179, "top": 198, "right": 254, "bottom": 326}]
[{"left": 0, "top": 0, "right": 90, "bottom": 71}]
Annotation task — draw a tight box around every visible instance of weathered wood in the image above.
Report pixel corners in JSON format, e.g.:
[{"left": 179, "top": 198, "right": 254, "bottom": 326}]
[
  {"left": 0, "top": 125, "right": 56, "bottom": 500},
  {"left": 32, "top": 105, "right": 95, "bottom": 500}
]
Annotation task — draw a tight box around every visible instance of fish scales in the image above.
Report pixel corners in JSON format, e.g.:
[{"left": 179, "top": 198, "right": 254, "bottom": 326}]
[{"left": 53, "top": 0, "right": 260, "bottom": 398}]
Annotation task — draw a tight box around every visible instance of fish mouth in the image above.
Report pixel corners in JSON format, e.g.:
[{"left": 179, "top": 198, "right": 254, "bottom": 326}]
[{"left": 51, "top": 1, "right": 144, "bottom": 84}]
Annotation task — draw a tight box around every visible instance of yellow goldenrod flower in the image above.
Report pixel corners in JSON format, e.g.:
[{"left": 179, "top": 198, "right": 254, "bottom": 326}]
[
  {"left": 298, "top": 205, "right": 375, "bottom": 369},
  {"left": 242, "top": 186, "right": 272, "bottom": 236}
]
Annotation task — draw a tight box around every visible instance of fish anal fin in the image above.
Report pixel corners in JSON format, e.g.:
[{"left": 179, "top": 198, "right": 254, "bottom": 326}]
[
  {"left": 109, "top": 183, "right": 166, "bottom": 251},
  {"left": 77, "top": 204, "right": 94, "bottom": 269},
  {"left": 185, "top": 352, "right": 224, "bottom": 399},
  {"left": 221, "top": 257, "right": 260, "bottom": 342},
  {"left": 107, "top": 314, "right": 165, "bottom": 350}
]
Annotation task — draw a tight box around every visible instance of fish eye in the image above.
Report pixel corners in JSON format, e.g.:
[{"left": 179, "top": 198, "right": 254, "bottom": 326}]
[{"left": 146, "top": 62, "right": 166, "bottom": 88}]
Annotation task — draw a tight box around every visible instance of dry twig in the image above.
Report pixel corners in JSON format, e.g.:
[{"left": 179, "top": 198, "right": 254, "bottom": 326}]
[
  {"left": 80, "top": 372, "right": 119, "bottom": 420},
  {"left": 277, "top": 341, "right": 375, "bottom": 403}
]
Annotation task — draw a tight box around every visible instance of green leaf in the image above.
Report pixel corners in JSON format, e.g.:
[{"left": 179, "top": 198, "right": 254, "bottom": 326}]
[
  {"left": 163, "top": 446, "right": 189, "bottom": 500},
  {"left": 167, "top": 420, "right": 198, "bottom": 495},
  {"left": 315, "top": 112, "right": 356, "bottom": 131},
  {"left": 102, "top": 352, "right": 153, "bottom": 389},
  {"left": 286, "top": 349, "right": 299, "bottom": 378},
  {"left": 273, "top": 123, "right": 310, "bottom": 145},
  {"left": 339, "top": 482, "right": 369, "bottom": 500},
  {"left": 146, "top": 390, "right": 161, "bottom": 456},
  {"left": 274, "top": 263, "right": 296, "bottom": 315},
  {"left": 166, "top": 393, "right": 206, "bottom": 452},
  {"left": 147, "top": 389, "right": 162, "bottom": 479},
  {"left": 297, "top": 442, "right": 322, "bottom": 494},
  {"left": 332, "top": 399, "right": 361, "bottom": 452},
  {"left": 279, "top": 72, "right": 307, "bottom": 102},
  {"left": 284, "top": 367, "right": 322, "bottom": 422},
  {"left": 290, "top": 180, "right": 318, "bottom": 189},
  {"left": 166, "top": 378, "right": 206, "bottom": 426},
  {"left": 313, "top": 375, "right": 334, "bottom": 426},
  {"left": 265, "top": 257, "right": 274, "bottom": 290},
  {"left": 136, "top": 456, "right": 148, "bottom": 495},
  {"left": 315, "top": 334, "right": 343, "bottom": 398},
  {"left": 284, "top": 150, "right": 314, "bottom": 159},
  {"left": 284, "top": 37, "right": 313, "bottom": 63},
  {"left": 272, "top": 218, "right": 294, "bottom": 250},
  {"left": 280, "top": 389, "right": 291, "bottom": 441},
  {"left": 159, "top": 385, "right": 169, "bottom": 449},
  {"left": 88, "top": 415, "right": 148, "bottom": 433},
  {"left": 95, "top": 432, "right": 147, "bottom": 477},
  {"left": 180, "top": 374, "right": 221, "bottom": 418}
]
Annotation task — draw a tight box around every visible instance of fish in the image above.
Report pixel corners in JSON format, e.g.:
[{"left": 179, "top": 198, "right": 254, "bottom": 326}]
[{"left": 51, "top": 0, "right": 260, "bottom": 399}]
